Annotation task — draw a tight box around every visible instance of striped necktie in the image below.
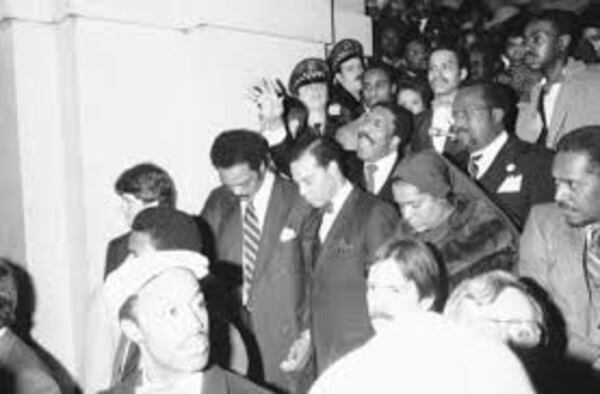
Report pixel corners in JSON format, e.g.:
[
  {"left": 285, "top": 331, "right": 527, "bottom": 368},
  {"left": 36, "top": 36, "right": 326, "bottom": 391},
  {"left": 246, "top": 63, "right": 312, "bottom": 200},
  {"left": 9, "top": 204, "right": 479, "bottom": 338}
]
[
  {"left": 242, "top": 200, "right": 261, "bottom": 305},
  {"left": 586, "top": 225, "right": 600, "bottom": 288}
]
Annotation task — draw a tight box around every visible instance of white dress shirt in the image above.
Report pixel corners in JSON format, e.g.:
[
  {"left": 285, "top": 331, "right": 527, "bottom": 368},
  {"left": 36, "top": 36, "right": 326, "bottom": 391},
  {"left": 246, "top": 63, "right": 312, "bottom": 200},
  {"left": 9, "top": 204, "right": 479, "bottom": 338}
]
[
  {"left": 319, "top": 181, "right": 353, "bottom": 242},
  {"left": 137, "top": 371, "right": 203, "bottom": 394},
  {"left": 240, "top": 171, "right": 275, "bottom": 230},
  {"left": 469, "top": 131, "right": 509, "bottom": 179},
  {"left": 430, "top": 104, "right": 454, "bottom": 153},
  {"left": 365, "top": 151, "right": 398, "bottom": 194}
]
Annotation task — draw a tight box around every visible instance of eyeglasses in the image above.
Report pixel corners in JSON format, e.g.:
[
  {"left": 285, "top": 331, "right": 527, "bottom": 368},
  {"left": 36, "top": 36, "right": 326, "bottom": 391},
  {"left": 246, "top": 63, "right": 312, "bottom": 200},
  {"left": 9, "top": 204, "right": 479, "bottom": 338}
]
[{"left": 451, "top": 105, "right": 490, "bottom": 121}]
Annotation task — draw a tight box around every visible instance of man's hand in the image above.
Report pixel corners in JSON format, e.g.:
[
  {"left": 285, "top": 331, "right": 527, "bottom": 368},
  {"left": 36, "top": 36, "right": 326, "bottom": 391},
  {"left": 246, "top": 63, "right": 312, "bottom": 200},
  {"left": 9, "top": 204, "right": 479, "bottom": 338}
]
[
  {"left": 246, "top": 78, "right": 285, "bottom": 131},
  {"left": 280, "top": 330, "right": 311, "bottom": 372}
]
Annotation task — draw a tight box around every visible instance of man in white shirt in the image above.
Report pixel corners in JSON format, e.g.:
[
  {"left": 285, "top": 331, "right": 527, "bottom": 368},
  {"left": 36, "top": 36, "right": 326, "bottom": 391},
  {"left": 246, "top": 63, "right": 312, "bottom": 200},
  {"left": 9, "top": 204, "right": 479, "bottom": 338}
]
[
  {"left": 411, "top": 46, "right": 469, "bottom": 169},
  {"left": 453, "top": 83, "right": 554, "bottom": 229},
  {"left": 284, "top": 136, "right": 398, "bottom": 374},
  {"left": 310, "top": 239, "right": 535, "bottom": 394}
]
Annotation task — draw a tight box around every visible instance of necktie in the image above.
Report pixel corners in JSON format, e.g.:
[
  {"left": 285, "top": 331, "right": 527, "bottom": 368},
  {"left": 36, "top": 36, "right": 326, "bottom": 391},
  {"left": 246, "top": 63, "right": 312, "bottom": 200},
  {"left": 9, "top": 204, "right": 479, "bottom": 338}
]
[
  {"left": 468, "top": 154, "right": 482, "bottom": 179},
  {"left": 536, "top": 84, "right": 549, "bottom": 147},
  {"left": 364, "top": 163, "right": 378, "bottom": 193},
  {"left": 242, "top": 200, "right": 260, "bottom": 305},
  {"left": 586, "top": 226, "right": 600, "bottom": 288}
]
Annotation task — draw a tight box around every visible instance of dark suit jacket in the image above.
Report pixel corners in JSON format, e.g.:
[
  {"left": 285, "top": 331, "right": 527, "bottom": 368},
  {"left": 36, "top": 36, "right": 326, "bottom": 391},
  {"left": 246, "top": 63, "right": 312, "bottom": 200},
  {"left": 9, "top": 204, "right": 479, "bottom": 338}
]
[
  {"left": 349, "top": 153, "right": 403, "bottom": 206},
  {"left": 301, "top": 187, "right": 399, "bottom": 373},
  {"left": 329, "top": 83, "right": 364, "bottom": 125},
  {"left": 0, "top": 329, "right": 60, "bottom": 394},
  {"left": 104, "top": 232, "right": 130, "bottom": 279},
  {"left": 476, "top": 136, "right": 554, "bottom": 230},
  {"left": 410, "top": 109, "right": 468, "bottom": 170},
  {"left": 201, "top": 176, "right": 315, "bottom": 392},
  {"left": 101, "top": 364, "right": 271, "bottom": 394}
]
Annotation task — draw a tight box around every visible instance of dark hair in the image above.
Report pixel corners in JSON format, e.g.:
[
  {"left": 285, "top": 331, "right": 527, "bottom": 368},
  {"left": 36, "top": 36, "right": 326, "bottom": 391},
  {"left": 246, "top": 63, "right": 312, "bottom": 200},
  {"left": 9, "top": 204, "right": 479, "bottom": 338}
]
[
  {"left": 115, "top": 163, "right": 176, "bottom": 206},
  {"left": 396, "top": 77, "right": 434, "bottom": 109},
  {"left": 131, "top": 207, "right": 203, "bottom": 253},
  {"left": 556, "top": 126, "right": 600, "bottom": 174},
  {"left": 468, "top": 82, "right": 510, "bottom": 113},
  {"left": 528, "top": 9, "right": 579, "bottom": 39},
  {"left": 363, "top": 66, "right": 394, "bottom": 85},
  {"left": 210, "top": 129, "right": 269, "bottom": 172},
  {"left": 0, "top": 261, "right": 16, "bottom": 329},
  {"left": 374, "top": 238, "right": 442, "bottom": 306},
  {"left": 371, "top": 101, "right": 414, "bottom": 144},
  {"left": 430, "top": 44, "right": 469, "bottom": 75},
  {"left": 289, "top": 135, "right": 345, "bottom": 170}
]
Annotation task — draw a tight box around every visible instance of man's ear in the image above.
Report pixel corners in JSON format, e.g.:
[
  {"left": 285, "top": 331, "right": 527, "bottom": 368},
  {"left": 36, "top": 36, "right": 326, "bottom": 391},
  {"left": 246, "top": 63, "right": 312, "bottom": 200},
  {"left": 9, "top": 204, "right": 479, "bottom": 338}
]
[
  {"left": 390, "top": 135, "right": 401, "bottom": 150},
  {"left": 460, "top": 68, "right": 468, "bottom": 82},
  {"left": 491, "top": 108, "right": 505, "bottom": 125},
  {"left": 558, "top": 34, "right": 572, "bottom": 54},
  {"left": 121, "top": 319, "right": 143, "bottom": 344},
  {"left": 334, "top": 72, "right": 343, "bottom": 85}
]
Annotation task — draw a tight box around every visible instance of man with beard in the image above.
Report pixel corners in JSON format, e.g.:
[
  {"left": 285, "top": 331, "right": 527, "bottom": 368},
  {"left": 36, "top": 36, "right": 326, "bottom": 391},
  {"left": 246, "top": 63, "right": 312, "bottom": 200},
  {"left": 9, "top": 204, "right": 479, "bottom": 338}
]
[
  {"left": 519, "top": 126, "right": 600, "bottom": 374},
  {"left": 516, "top": 9, "right": 600, "bottom": 149},
  {"left": 327, "top": 39, "right": 365, "bottom": 125}
]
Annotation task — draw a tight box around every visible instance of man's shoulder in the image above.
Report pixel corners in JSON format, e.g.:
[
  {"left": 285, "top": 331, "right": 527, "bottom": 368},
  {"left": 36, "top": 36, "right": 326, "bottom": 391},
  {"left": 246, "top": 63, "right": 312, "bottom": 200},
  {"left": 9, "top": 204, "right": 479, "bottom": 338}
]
[
  {"left": 207, "top": 365, "right": 273, "bottom": 394},
  {"left": 527, "top": 203, "right": 565, "bottom": 229}
]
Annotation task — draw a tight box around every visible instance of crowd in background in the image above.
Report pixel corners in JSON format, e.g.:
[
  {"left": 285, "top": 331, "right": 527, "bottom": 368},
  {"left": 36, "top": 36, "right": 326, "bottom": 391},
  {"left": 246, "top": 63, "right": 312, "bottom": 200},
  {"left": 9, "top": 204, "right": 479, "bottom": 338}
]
[{"left": 4, "top": 1, "right": 600, "bottom": 394}]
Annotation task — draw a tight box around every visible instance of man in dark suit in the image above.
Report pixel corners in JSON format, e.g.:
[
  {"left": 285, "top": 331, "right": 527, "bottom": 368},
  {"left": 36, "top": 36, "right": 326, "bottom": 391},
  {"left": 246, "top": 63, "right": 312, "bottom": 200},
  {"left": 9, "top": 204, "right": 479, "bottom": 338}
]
[
  {"left": 453, "top": 83, "right": 554, "bottom": 229},
  {"left": 104, "top": 163, "right": 177, "bottom": 277},
  {"left": 0, "top": 260, "right": 60, "bottom": 394},
  {"left": 200, "top": 130, "right": 314, "bottom": 393},
  {"left": 285, "top": 136, "right": 398, "bottom": 374},
  {"left": 352, "top": 101, "right": 413, "bottom": 205}
]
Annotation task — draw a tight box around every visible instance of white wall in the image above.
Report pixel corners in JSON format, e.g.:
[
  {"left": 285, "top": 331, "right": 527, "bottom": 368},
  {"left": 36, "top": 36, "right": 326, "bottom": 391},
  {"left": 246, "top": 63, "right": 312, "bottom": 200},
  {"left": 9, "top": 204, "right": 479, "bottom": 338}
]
[{"left": 0, "top": 0, "right": 371, "bottom": 385}]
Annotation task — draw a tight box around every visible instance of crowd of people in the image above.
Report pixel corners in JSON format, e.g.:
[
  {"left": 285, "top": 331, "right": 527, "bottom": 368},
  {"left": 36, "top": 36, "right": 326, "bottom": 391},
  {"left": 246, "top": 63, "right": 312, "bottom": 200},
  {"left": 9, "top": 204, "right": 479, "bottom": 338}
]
[{"left": 3, "top": 1, "right": 600, "bottom": 393}]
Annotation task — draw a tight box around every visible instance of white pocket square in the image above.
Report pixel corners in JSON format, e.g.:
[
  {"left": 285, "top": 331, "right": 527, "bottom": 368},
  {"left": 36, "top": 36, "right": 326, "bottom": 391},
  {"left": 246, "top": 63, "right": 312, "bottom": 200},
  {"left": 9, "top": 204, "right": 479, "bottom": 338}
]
[
  {"left": 497, "top": 174, "right": 523, "bottom": 193},
  {"left": 279, "top": 227, "right": 297, "bottom": 242}
]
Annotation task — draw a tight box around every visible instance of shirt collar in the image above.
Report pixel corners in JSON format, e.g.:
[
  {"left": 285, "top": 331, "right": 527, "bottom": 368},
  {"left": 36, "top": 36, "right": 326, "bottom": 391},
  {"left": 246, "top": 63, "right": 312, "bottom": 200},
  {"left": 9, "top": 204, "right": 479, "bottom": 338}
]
[
  {"left": 139, "top": 370, "right": 203, "bottom": 394},
  {"left": 329, "top": 180, "right": 353, "bottom": 217}
]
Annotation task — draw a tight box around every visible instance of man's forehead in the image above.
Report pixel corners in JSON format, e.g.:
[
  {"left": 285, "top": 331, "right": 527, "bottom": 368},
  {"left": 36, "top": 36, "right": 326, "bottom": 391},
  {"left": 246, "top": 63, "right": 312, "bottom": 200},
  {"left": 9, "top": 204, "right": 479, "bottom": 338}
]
[
  {"left": 137, "top": 268, "right": 200, "bottom": 302},
  {"left": 553, "top": 151, "right": 593, "bottom": 177},
  {"left": 364, "top": 69, "right": 390, "bottom": 83},
  {"left": 431, "top": 50, "right": 458, "bottom": 65},
  {"left": 454, "top": 88, "right": 485, "bottom": 107},
  {"left": 525, "top": 20, "right": 556, "bottom": 36}
]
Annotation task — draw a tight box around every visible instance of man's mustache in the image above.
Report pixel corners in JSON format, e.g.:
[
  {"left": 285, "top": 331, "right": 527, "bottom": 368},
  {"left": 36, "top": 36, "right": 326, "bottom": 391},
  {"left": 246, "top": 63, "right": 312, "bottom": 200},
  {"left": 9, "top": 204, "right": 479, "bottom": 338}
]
[{"left": 358, "top": 132, "right": 375, "bottom": 144}]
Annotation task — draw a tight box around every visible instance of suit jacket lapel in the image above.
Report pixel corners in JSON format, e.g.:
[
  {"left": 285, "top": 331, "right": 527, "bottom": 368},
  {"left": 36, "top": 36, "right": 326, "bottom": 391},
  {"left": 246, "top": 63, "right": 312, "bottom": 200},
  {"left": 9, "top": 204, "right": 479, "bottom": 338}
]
[
  {"left": 479, "top": 137, "right": 516, "bottom": 193},
  {"left": 315, "top": 188, "right": 359, "bottom": 271},
  {"left": 548, "top": 86, "right": 568, "bottom": 144},
  {"left": 253, "top": 178, "right": 287, "bottom": 283}
]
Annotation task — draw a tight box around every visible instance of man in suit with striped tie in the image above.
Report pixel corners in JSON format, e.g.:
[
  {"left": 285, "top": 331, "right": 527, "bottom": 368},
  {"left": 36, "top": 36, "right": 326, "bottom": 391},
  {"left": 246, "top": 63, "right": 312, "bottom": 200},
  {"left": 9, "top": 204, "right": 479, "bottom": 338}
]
[
  {"left": 201, "top": 130, "right": 316, "bottom": 393},
  {"left": 519, "top": 126, "right": 600, "bottom": 385}
]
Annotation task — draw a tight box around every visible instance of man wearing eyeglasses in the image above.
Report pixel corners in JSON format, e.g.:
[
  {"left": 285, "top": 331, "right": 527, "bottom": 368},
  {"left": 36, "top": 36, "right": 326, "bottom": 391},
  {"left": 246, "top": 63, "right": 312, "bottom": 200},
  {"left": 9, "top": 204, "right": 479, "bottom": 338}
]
[{"left": 453, "top": 83, "right": 554, "bottom": 230}]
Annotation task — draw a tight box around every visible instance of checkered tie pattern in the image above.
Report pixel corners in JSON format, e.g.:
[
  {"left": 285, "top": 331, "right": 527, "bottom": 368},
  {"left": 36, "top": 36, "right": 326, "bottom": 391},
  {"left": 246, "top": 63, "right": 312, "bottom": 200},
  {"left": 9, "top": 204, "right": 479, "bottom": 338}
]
[
  {"left": 364, "top": 163, "right": 378, "bottom": 193},
  {"left": 242, "top": 200, "right": 260, "bottom": 305},
  {"left": 586, "top": 225, "right": 600, "bottom": 288}
]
